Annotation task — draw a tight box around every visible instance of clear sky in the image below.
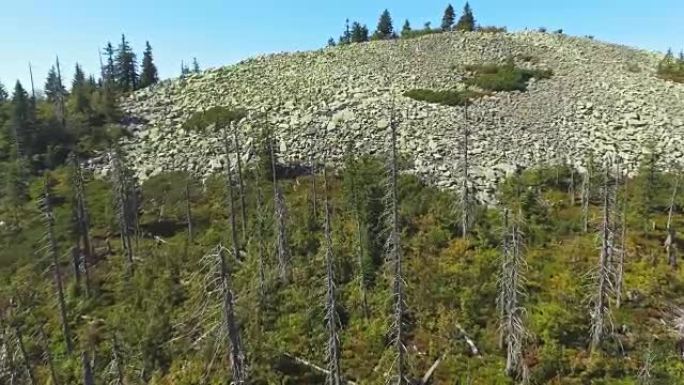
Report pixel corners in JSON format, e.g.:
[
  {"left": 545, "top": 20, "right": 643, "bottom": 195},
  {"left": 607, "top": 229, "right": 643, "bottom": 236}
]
[{"left": 1, "top": 0, "right": 682, "bottom": 91}]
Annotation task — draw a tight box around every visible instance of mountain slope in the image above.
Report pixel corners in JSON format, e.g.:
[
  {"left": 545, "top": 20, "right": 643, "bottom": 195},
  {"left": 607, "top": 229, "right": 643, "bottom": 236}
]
[{"left": 120, "top": 31, "right": 684, "bottom": 199}]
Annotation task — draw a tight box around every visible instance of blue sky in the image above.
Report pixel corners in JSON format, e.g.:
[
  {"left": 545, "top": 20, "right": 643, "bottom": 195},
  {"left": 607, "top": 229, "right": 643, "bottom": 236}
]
[{"left": 1, "top": 0, "right": 682, "bottom": 91}]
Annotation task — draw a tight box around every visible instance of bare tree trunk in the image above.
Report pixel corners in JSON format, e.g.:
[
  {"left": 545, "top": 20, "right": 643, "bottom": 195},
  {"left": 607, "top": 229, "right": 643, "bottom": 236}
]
[
  {"left": 71, "top": 246, "right": 82, "bottom": 294},
  {"left": 322, "top": 163, "right": 343, "bottom": 385},
  {"left": 72, "top": 155, "right": 92, "bottom": 296},
  {"left": 42, "top": 178, "right": 73, "bottom": 354},
  {"left": 570, "top": 167, "right": 576, "bottom": 206},
  {"left": 39, "top": 325, "right": 59, "bottom": 385},
  {"left": 666, "top": 177, "right": 679, "bottom": 268},
  {"left": 232, "top": 123, "right": 248, "bottom": 241},
  {"left": 616, "top": 185, "right": 628, "bottom": 309},
  {"left": 581, "top": 166, "right": 592, "bottom": 233},
  {"left": 591, "top": 166, "right": 613, "bottom": 351},
  {"left": 111, "top": 335, "right": 126, "bottom": 385},
  {"left": 217, "top": 246, "right": 248, "bottom": 384},
  {"left": 82, "top": 351, "right": 95, "bottom": 385},
  {"left": 254, "top": 171, "right": 267, "bottom": 304},
  {"left": 310, "top": 154, "right": 318, "bottom": 224},
  {"left": 14, "top": 325, "right": 36, "bottom": 385},
  {"left": 270, "top": 136, "right": 290, "bottom": 283},
  {"left": 110, "top": 149, "right": 135, "bottom": 276},
  {"left": 222, "top": 128, "right": 241, "bottom": 260},
  {"left": 461, "top": 101, "right": 470, "bottom": 238},
  {"left": 387, "top": 104, "right": 406, "bottom": 385},
  {"left": 185, "top": 179, "right": 193, "bottom": 244},
  {"left": 349, "top": 161, "right": 369, "bottom": 319}
]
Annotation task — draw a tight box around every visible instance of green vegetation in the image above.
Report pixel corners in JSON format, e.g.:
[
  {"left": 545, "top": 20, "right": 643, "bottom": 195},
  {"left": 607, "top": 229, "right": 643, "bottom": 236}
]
[
  {"left": 403, "top": 88, "right": 483, "bottom": 106},
  {"left": 3, "top": 149, "right": 684, "bottom": 384},
  {"left": 183, "top": 106, "right": 247, "bottom": 131},
  {"left": 465, "top": 62, "right": 553, "bottom": 92},
  {"left": 657, "top": 49, "right": 684, "bottom": 83}
]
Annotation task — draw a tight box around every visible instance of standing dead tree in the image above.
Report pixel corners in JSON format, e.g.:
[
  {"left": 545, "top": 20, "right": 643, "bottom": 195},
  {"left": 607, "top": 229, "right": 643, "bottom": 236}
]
[
  {"left": 110, "top": 148, "right": 138, "bottom": 276},
  {"left": 254, "top": 167, "right": 268, "bottom": 304},
  {"left": 665, "top": 175, "right": 680, "bottom": 268},
  {"left": 106, "top": 334, "right": 126, "bottom": 385},
  {"left": 581, "top": 163, "right": 592, "bottom": 234},
  {"left": 71, "top": 154, "right": 93, "bottom": 296},
  {"left": 386, "top": 101, "right": 407, "bottom": 385},
  {"left": 322, "top": 162, "right": 343, "bottom": 385},
  {"left": 590, "top": 164, "right": 615, "bottom": 351},
  {"left": 38, "top": 325, "right": 59, "bottom": 385},
  {"left": 221, "top": 127, "right": 242, "bottom": 261},
  {"left": 82, "top": 351, "right": 95, "bottom": 385},
  {"left": 615, "top": 166, "right": 629, "bottom": 309},
  {"left": 186, "top": 178, "right": 194, "bottom": 244},
  {"left": 269, "top": 133, "right": 290, "bottom": 283},
  {"left": 461, "top": 100, "right": 471, "bottom": 238},
  {"left": 217, "top": 245, "right": 248, "bottom": 383},
  {"left": 40, "top": 176, "right": 73, "bottom": 354},
  {"left": 497, "top": 209, "right": 529, "bottom": 381},
  {"left": 13, "top": 324, "right": 36, "bottom": 385},
  {"left": 232, "top": 122, "right": 248, "bottom": 241}
]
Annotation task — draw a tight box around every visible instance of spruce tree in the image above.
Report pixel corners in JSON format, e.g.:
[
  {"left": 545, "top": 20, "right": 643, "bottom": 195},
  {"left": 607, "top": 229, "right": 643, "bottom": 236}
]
[
  {"left": 374, "top": 9, "right": 395, "bottom": 39},
  {"left": 44, "top": 66, "right": 67, "bottom": 103},
  {"left": 441, "top": 4, "right": 456, "bottom": 31},
  {"left": 71, "top": 63, "right": 91, "bottom": 115},
  {"left": 115, "top": 34, "right": 138, "bottom": 91},
  {"left": 10, "top": 81, "right": 32, "bottom": 156},
  {"left": 350, "top": 22, "right": 369, "bottom": 43},
  {"left": 327, "top": 37, "right": 336, "bottom": 47},
  {"left": 192, "top": 57, "right": 200, "bottom": 73},
  {"left": 455, "top": 2, "right": 476, "bottom": 32},
  {"left": 0, "top": 80, "right": 8, "bottom": 103},
  {"left": 103, "top": 42, "right": 116, "bottom": 85},
  {"left": 72, "top": 64, "right": 86, "bottom": 89},
  {"left": 139, "top": 41, "right": 159, "bottom": 88},
  {"left": 401, "top": 20, "right": 412, "bottom": 37},
  {"left": 339, "top": 19, "right": 351, "bottom": 45}
]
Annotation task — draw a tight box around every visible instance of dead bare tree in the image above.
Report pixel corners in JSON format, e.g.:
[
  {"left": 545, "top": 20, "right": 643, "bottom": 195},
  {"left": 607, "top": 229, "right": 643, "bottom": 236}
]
[
  {"left": 322, "top": 162, "right": 343, "bottom": 385},
  {"left": 581, "top": 164, "right": 592, "bottom": 234},
  {"left": 40, "top": 176, "right": 73, "bottom": 353},
  {"left": 254, "top": 167, "right": 268, "bottom": 304},
  {"left": 461, "top": 100, "right": 471, "bottom": 238},
  {"left": 386, "top": 102, "right": 407, "bottom": 385},
  {"left": 222, "top": 128, "right": 242, "bottom": 261},
  {"left": 38, "top": 324, "right": 59, "bottom": 385},
  {"left": 217, "top": 245, "right": 248, "bottom": 384},
  {"left": 110, "top": 148, "right": 137, "bottom": 275},
  {"left": 82, "top": 351, "right": 95, "bottom": 385},
  {"left": 616, "top": 174, "right": 628, "bottom": 309},
  {"left": 71, "top": 154, "right": 93, "bottom": 296},
  {"left": 348, "top": 155, "right": 370, "bottom": 318},
  {"left": 186, "top": 179, "right": 194, "bottom": 244},
  {"left": 232, "top": 122, "right": 248, "bottom": 240},
  {"left": 497, "top": 209, "right": 529, "bottom": 381},
  {"left": 269, "top": 134, "right": 290, "bottom": 283},
  {"left": 637, "top": 343, "right": 655, "bottom": 385},
  {"left": 665, "top": 176, "right": 679, "bottom": 268},
  {"left": 590, "top": 164, "right": 614, "bottom": 351},
  {"left": 107, "top": 334, "right": 126, "bottom": 385},
  {"left": 13, "top": 324, "right": 35, "bottom": 385}
]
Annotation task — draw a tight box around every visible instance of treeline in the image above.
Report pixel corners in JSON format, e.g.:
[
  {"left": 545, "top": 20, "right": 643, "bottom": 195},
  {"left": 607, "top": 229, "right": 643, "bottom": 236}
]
[
  {"left": 328, "top": 2, "right": 505, "bottom": 46},
  {"left": 658, "top": 48, "right": 684, "bottom": 83}
]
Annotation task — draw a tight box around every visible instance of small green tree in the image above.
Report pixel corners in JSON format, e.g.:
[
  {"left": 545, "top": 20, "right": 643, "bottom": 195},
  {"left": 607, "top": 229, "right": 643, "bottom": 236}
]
[
  {"left": 455, "top": 2, "right": 476, "bottom": 32},
  {"left": 192, "top": 57, "right": 200, "bottom": 73},
  {"left": 0, "top": 80, "right": 8, "bottom": 102},
  {"left": 373, "top": 9, "right": 395, "bottom": 39},
  {"left": 350, "top": 22, "right": 369, "bottom": 43},
  {"left": 115, "top": 34, "right": 138, "bottom": 91},
  {"left": 339, "top": 19, "right": 351, "bottom": 45},
  {"left": 139, "top": 41, "right": 159, "bottom": 88},
  {"left": 441, "top": 4, "right": 456, "bottom": 31},
  {"left": 401, "top": 19, "right": 412, "bottom": 37}
]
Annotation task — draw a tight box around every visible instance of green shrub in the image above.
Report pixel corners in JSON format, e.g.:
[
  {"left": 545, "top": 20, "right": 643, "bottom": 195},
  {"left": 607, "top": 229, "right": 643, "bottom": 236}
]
[
  {"left": 183, "top": 106, "right": 247, "bottom": 131},
  {"left": 401, "top": 28, "right": 441, "bottom": 40},
  {"left": 403, "top": 88, "right": 483, "bottom": 106},
  {"left": 657, "top": 50, "right": 684, "bottom": 83},
  {"left": 476, "top": 25, "right": 507, "bottom": 33},
  {"left": 465, "top": 62, "right": 553, "bottom": 92}
]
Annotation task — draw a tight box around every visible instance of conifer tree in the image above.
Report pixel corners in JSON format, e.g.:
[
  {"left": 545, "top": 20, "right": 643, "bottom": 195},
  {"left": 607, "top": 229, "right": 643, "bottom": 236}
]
[
  {"left": 327, "top": 37, "right": 336, "bottom": 47},
  {"left": 71, "top": 63, "right": 91, "bottom": 115},
  {"left": 350, "top": 22, "right": 369, "bottom": 43},
  {"left": 339, "top": 19, "right": 351, "bottom": 45},
  {"left": 115, "top": 34, "right": 138, "bottom": 91},
  {"left": 192, "top": 57, "right": 201, "bottom": 73},
  {"left": 401, "top": 20, "right": 412, "bottom": 37},
  {"left": 0, "top": 80, "right": 7, "bottom": 102},
  {"left": 103, "top": 42, "right": 117, "bottom": 85},
  {"left": 9, "top": 81, "right": 32, "bottom": 157},
  {"left": 455, "top": 2, "right": 476, "bottom": 32},
  {"left": 374, "top": 9, "right": 395, "bottom": 40},
  {"left": 139, "top": 41, "right": 159, "bottom": 88},
  {"left": 441, "top": 4, "right": 456, "bottom": 31},
  {"left": 44, "top": 65, "right": 67, "bottom": 103},
  {"left": 72, "top": 63, "right": 86, "bottom": 89}
]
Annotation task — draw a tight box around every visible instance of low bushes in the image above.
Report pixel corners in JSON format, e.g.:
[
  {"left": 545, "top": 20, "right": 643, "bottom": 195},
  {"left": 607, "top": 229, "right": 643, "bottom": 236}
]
[
  {"left": 465, "top": 62, "right": 553, "bottom": 92},
  {"left": 403, "top": 89, "right": 484, "bottom": 106}
]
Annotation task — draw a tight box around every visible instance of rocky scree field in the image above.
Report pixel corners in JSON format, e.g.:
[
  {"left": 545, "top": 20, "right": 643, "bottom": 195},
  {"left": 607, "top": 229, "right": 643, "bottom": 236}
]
[{"left": 119, "top": 30, "right": 684, "bottom": 201}]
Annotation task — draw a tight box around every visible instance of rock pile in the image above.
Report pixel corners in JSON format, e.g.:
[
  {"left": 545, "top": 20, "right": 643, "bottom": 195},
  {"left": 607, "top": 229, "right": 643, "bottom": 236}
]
[{"left": 119, "top": 31, "right": 684, "bottom": 202}]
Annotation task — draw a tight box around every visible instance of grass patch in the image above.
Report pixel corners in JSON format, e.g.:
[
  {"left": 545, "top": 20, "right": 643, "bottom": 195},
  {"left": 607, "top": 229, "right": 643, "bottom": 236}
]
[
  {"left": 464, "top": 62, "right": 553, "bottom": 92},
  {"left": 403, "top": 89, "right": 484, "bottom": 106}
]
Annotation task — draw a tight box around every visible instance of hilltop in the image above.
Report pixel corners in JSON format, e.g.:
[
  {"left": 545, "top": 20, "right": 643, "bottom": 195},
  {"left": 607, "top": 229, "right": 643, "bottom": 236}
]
[{"left": 121, "top": 30, "right": 684, "bottom": 200}]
